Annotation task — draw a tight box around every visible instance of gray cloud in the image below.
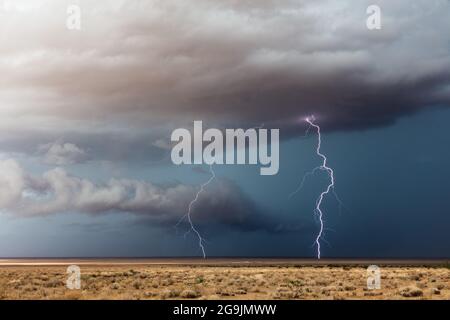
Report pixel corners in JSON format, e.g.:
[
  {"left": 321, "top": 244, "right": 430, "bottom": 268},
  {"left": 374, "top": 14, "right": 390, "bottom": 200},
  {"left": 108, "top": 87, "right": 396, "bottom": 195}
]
[
  {"left": 0, "top": 158, "right": 286, "bottom": 232},
  {"left": 0, "top": 0, "right": 448, "bottom": 142},
  {"left": 38, "top": 141, "right": 88, "bottom": 165}
]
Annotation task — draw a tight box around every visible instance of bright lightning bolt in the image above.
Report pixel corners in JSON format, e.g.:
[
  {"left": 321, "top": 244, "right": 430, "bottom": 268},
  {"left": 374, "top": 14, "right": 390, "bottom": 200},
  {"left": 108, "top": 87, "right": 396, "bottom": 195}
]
[
  {"left": 175, "top": 123, "right": 263, "bottom": 258},
  {"left": 290, "top": 115, "right": 339, "bottom": 259},
  {"left": 176, "top": 164, "right": 216, "bottom": 258}
]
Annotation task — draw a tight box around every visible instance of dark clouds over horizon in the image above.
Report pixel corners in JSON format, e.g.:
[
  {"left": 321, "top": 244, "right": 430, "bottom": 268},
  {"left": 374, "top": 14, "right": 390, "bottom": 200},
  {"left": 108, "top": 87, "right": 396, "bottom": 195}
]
[
  {"left": 0, "top": 0, "right": 448, "bottom": 166},
  {"left": 0, "top": 0, "right": 449, "bottom": 257}
]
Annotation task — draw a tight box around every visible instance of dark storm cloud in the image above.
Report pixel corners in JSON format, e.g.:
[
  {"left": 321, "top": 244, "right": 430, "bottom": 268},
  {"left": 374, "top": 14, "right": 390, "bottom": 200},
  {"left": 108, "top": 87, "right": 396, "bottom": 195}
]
[
  {"left": 0, "top": 0, "right": 449, "bottom": 223},
  {"left": 1, "top": 0, "right": 449, "bottom": 143},
  {"left": 176, "top": 179, "right": 304, "bottom": 234}
]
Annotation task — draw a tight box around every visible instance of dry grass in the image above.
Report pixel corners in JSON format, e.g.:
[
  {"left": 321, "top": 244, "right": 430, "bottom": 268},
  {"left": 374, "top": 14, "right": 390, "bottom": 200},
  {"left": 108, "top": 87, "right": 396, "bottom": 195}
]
[{"left": 0, "top": 265, "right": 448, "bottom": 300}]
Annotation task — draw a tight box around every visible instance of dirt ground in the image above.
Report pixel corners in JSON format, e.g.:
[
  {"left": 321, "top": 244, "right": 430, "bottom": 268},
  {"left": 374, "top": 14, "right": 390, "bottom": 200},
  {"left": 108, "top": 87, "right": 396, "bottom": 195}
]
[{"left": 0, "top": 264, "right": 448, "bottom": 300}]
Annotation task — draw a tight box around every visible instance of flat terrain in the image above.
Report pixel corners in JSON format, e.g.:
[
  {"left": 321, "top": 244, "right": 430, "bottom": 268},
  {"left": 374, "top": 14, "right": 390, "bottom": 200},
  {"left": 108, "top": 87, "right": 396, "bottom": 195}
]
[{"left": 0, "top": 259, "right": 448, "bottom": 300}]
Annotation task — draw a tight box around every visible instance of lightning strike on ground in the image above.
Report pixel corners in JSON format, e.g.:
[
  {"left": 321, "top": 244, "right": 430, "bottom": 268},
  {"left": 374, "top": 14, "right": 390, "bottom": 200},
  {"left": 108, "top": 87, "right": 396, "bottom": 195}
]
[
  {"left": 290, "top": 115, "right": 340, "bottom": 259},
  {"left": 176, "top": 164, "right": 216, "bottom": 258}
]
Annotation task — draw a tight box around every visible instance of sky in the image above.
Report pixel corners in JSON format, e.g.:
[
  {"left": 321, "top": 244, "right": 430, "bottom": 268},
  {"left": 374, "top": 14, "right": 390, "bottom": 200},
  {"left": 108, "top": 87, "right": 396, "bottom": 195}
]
[{"left": 0, "top": 0, "right": 449, "bottom": 258}]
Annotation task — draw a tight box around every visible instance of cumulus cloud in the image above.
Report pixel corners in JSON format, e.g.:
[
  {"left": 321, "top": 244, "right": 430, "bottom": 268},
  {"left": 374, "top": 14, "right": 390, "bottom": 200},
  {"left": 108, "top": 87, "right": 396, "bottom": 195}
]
[
  {"left": 38, "top": 141, "right": 88, "bottom": 165},
  {"left": 0, "top": 159, "right": 284, "bottom": 232},
  {"left": 0, "top": 0, "right": 448, "bottom": 140},
  {"left": 0, "top": 159, "right": 26, "bottom": 208}
]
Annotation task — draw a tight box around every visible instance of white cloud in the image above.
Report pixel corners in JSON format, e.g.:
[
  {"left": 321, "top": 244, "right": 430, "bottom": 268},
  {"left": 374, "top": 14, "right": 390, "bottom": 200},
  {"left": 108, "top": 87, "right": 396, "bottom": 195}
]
[
  {"left": 0, "top": 159, "right": 26, "bottom": 208},
  {"left": 38, "top": 141, "right": 88, "bottom": 165}
]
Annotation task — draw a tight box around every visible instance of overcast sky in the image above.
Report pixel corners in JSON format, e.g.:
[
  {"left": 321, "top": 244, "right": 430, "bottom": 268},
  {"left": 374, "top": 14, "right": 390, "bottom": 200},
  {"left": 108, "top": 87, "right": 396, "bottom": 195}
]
[{"left": 0, "top": 0, "right": 449, "bottom": 258}]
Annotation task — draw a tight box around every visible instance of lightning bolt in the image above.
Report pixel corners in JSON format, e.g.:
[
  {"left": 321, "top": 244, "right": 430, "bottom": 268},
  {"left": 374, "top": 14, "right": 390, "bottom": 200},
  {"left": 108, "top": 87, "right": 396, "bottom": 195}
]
[
  {"left": 290, "top": 115, "right": 339, "bottom": 259},
  {"left": 176, "top": 164, "right": 216, "bottom": 258}
]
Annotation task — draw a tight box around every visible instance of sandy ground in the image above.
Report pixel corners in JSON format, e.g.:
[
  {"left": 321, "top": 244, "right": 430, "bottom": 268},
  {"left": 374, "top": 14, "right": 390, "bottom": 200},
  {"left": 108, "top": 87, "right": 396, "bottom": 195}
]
[{"left": 0, "top": 259, "right": 448, "bottom": 300}]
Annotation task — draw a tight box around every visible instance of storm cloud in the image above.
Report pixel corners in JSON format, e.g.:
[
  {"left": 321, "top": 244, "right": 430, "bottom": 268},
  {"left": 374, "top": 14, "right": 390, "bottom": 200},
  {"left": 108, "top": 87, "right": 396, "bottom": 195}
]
[
  {"left": 0, "top": 0, "right": 449, "bottom": 140},
  {"left": 0, "top": 0, "right": 448, "bottom": 257},
  {"left": 0, "top": 0, "right": 449, "bottom": 227},
  {"left": 0, "top": 158, "right": 286, "bottom": 233}
]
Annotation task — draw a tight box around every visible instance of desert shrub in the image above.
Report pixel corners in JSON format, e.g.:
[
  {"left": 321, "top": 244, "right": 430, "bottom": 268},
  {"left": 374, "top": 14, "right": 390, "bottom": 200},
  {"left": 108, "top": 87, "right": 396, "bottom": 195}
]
[{"left": 180, "top": 289, "right": 200, "bottom": 298}]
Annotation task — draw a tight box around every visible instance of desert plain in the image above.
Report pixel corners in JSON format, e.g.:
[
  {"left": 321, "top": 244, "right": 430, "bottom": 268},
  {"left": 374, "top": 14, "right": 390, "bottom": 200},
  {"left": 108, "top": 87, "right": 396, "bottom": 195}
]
[{"left": 0, "top": 259, "right": 448, "bottom": 300}]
